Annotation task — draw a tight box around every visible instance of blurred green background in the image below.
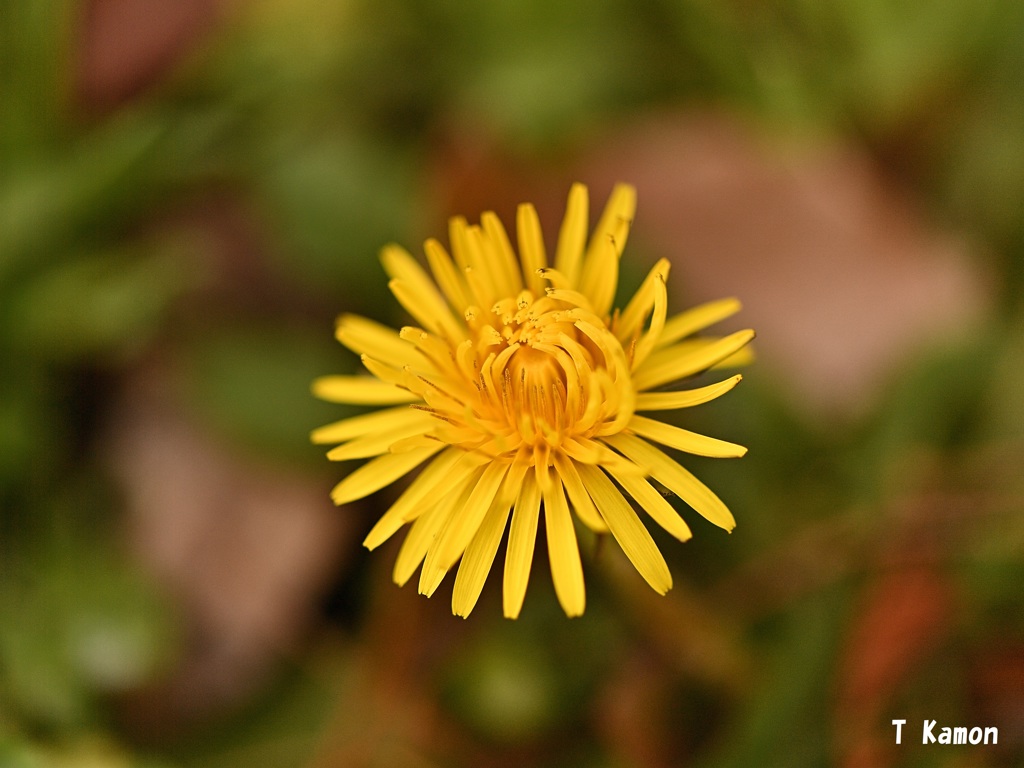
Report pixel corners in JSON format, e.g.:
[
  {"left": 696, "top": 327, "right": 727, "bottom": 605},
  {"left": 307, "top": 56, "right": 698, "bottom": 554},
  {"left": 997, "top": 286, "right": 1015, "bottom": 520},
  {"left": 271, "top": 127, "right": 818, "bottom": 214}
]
[{"left": 2, "top": 0, "right": 1023, "bottom": 766}]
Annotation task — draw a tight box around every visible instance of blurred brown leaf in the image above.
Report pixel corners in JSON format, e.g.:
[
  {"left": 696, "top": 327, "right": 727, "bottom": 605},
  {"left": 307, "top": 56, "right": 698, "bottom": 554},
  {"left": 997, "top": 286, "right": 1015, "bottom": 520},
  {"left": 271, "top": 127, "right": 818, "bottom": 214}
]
[
  {"left": 584, "top": 112, "right": 992, "bottom": 415},
  {"left": 834, "top": 568, "right": 954, "bottom": 767},
  {"left": 105, "top": 362, "right": 352, "bottom": 729},
  {"left": 77, "top": 0, "right": 222, "bottom": 108}
]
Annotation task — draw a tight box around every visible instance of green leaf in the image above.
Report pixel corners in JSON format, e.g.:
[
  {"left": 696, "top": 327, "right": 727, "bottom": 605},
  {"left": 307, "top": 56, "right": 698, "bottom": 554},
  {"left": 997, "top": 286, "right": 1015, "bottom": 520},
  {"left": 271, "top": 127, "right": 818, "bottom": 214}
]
[
  {"left": 182, "top": 323, "right": 350, "bottom": 464},
  {"left": 0, "top": 485, "right": 178, "bottom": 730},
  {"left": 2, "top": 247, "right": 192, "bottom": 363}
]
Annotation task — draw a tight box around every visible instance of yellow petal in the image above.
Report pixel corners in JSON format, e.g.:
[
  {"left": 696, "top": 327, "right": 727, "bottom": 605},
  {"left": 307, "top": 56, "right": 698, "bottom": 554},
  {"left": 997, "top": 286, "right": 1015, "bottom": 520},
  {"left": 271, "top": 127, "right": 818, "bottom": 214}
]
[
  {"left": 460, "top": 223, "right": 501, "bottom": 310},
  {"left": 381, "top": 243, "right": 463, "bottom": 341},
  {"left": 535, "top": 266, "right": 573, "bottom": 291},
  {"left": 358, "top": 355, "right": 410, "bottom": 390},
  {"left": 330, "top": 444, "right": 442, "bottom": 505},
  {"left": 577, "top": 238, "right": 618, "bottom": 320},
  {"left": 579, "top": 183, "right": 635, "bottom": 318},
  {"left": 584, "top": 184, "right": 635, "bottom": 268},
  {"left": 393, "top": 474, "right": 477, "bottom": 586},
  {"left": 503, "top": 472, "right": 541, "bottom": 619},
  {"left": 311, "top": 405, "right": 420, "bottom": 444},
  {"left": 419, "top": 460, "right": 509, "bottom": 596},
  {"left": 628, "top": 415, "right": 747, "bottom": 458},
  {"left": 516, "top": 203, "right": 547, "bottom": 295},
  {"left": 325, "top": 418, "right": 434, "bottom": 461},
  {"left": 603, "top": 432, "right": 736, "bottom": 530},
  {"left": 362, "top": 447, "right": 464, "bottom": 550},
  {"left": 561, "top": 437, "right": 639, "bottom": 476},
  {"left": 587, "top": 184, "right": 636, "bottom": 261},
  {"left": 605, "top": 465, "right": 692, "bottom": 542},
  {"left": 544, "top": 287, "right": 594, "bottom": 312},
  {"left": 424, "top": 238, "right": 471, "bottom": 313},
  {"left": 335, "top": 314, "right": 421, "bottom": 368},
  {"left": 481, "top": 211, "right": 524, "bottom": 298},
  {"left": 576, "top": 463, "right": 672, "bottom": 594},
  {"left": 713, "top": 345, "right": 756, "bottom": 369},
  {"left": 656, "top": 297, "right": 742, "bottom": 348},
  {"left": 630, "top": 266, "right": 668, "bottom": 371},
  {"left": 388, "top": 278, "right": 463, "bottom": 343},
  {"left": 553, "top": 183, "right": 588, "bottom": 287},
  {"left": 631, "top": 329, "right": 755, "bottom": 392},
  {"left": 386, "top": 434, "right": 440, "bottom": 452},
  {"left": 543, "top": 479, "right": 586, "bottom": 618},
  {"left": 615, "top": 258, "right": 670, "bottom": 344},
  {"left": 311, "top": 375, "right": 418, "bottom": 405},
  {"left": 452, "top": 498, "right": 513, "bottom": 618},
  {"left": 553, "top": 452, "right": 607, "bottom": 532},
  {"left": 399, "top": 326, "right": 461, "bottom": 379},
  {"left": 633, "top": 374, "right": 743, "bottom": 412}
]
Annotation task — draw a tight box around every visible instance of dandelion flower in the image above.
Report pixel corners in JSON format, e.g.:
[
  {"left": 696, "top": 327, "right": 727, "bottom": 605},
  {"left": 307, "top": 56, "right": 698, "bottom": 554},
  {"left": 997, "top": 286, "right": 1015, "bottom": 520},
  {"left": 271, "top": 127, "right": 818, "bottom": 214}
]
[{"left": 313, "top": 183, "right": 754, "bottom": 618}]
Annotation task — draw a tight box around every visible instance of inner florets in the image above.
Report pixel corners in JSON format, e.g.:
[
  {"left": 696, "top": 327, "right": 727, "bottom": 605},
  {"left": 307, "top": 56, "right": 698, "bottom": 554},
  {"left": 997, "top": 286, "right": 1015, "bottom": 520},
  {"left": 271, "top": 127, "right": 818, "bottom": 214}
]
[{"left": 440, "top": 289, "right": 634, "bottom": 455}]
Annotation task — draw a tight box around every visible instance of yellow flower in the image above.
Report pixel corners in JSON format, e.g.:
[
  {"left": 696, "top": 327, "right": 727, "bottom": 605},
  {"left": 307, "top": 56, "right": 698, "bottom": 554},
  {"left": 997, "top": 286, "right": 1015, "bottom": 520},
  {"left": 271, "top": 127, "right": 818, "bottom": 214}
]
[{"left": 313, "top": 183, "right": 753, "bottom": 619}]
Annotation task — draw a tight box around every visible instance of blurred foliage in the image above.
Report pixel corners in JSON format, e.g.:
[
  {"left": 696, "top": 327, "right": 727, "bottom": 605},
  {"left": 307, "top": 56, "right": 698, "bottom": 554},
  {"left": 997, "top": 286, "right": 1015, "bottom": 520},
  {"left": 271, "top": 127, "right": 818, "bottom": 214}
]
[{"left": 1, "top": 0, "right": 1023, "bottom": 766}]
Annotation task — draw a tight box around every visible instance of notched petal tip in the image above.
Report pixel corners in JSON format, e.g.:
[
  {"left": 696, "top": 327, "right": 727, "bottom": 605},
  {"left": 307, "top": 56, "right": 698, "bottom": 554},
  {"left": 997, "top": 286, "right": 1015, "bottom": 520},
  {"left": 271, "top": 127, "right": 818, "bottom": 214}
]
[{"left": 379, "top": 242, "right": 407, "bottom": 260}]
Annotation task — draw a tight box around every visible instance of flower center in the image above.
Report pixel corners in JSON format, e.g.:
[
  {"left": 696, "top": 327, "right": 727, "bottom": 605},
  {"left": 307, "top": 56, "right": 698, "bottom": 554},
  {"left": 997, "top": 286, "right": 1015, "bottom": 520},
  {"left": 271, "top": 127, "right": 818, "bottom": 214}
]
[{"left": 436, "top": 289, "right": 635, "bottom": 457}]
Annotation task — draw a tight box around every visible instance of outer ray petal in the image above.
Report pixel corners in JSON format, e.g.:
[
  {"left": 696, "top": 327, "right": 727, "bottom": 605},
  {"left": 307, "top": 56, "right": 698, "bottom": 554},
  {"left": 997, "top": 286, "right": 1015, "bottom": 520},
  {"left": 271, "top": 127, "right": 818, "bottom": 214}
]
[
  {"left": 393, "top": 473, "right": 479, "bottom": 586},
  {"left": 330, "top": 444, "right": 443, "bottom": 505},
  {"left": 388, "top": 279, "right": 463, "bottom": 343},
  {"left": 578, "top": 238, "right": 618, "bottom": 321},
  {"left": 516, "top": 203, "right": 548, "bottom": 295},
  {"left": 424, "top": 238, "right": 472, "bottom": 312},
  {"left": 451, "top": 457, "right": 529, "bottom": 617},
  {"left": 335, "top": 314, "right": 422, "bottom": 368},
  {"left": 710, "top": 344, "right": 756, "bottom": 369},
  {"left": 311, "top": 375, "right": 418, "bottom": 405},
  {"left": 603, "top": 432, "right": 736, "bottom": 530},
  {"left": 580, "top": 182, "right": 635, "bottom": 317},
  {"left": 452, "top": 499, "right": 512, "bottom": 618},
  {"left": 362, "top": 447, "right": 465, "bottom": 550},
  {"left": 420, "top": 460, "right": 509, "bottom": 596},
  {"left": 587, "top": 183, "right": 636, "bottom": 256},
  {"left": 578, "top": 185, "right": 635, "bottom": 319},
  {"left": 382, "top": 244, "right": 464, "bottom": 341},
  {"left": 631, "top": 329, "right": 755, "bottom": 392},
  {"left": 461, "top": 223, "right": 502, "bottom": 309},
  {"left": 553, "top": 452, "right": 607, "bottom": 532},
  {"left": 326, "top": 418, "right": 438, "bottom": 461},
  {"left": 503, "top": 473, "right": 541, "bottom": 619},
  {"left": 614, "top": 258, "right": 671, "bottom": 346},
  {"left": 656, "top": 297, "right": 742, "bottom": 348},
  {"left": 311, "top": 405, "right": 423, "bottom": 444},
  {"left": 576, "top": 463, "right": 672, "bottom": 594},
  {"left": 554, "top": 183, "right": 588, "bottom": 286},
  {"left": 543, "top": 479, "right": 586, "bottom": 617},
  {"left": 634, "top": 375, "right": 743, "bottom": 411},
  {"left": 605, "top": 466, "right": 692, "bottom": 542},
  {"left": 631, "top": 267, "right": 668, "bottom": 371},
  {"left": 629, "top": 414, "right": 747, "bottom": 458},
  {"left": 359, "top": 355, "right": 412, "bottom": 391},
  {"left": 481, "top": 211, "right": 524, "bottom": 297}
]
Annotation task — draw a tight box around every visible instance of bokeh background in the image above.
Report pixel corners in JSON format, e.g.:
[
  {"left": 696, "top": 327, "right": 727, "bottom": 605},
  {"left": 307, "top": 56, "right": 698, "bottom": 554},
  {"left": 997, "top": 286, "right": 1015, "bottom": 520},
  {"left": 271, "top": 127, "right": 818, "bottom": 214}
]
[{"left": 2, "top": 1, "right": 1023, "bottom": 766}]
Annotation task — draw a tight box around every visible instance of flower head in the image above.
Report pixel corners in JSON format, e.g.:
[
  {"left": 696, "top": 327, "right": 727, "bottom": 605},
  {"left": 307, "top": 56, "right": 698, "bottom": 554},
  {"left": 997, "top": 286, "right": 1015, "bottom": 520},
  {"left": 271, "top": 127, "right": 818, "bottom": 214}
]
[{"left": 313, "top": 183, "right": 753, "bottom": 618}]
